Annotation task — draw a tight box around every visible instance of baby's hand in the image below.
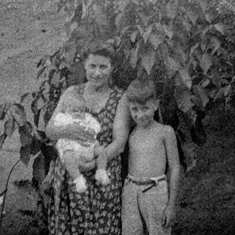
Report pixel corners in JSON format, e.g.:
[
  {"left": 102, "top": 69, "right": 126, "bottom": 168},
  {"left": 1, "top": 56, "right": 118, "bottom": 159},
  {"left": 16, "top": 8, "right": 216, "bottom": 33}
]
[{"left": 74, "top": 175, "right": 87, "bottom": 193}]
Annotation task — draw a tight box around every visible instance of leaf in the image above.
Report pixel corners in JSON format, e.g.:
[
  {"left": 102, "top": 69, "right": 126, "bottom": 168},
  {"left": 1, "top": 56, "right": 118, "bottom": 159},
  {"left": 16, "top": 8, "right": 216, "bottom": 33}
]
[
  {"left": 214, "top": 88, "right": 224, "bottom": 101},
  {"left": 210, "top": 37, "right": 221, "bottom": 54},
  {"left": 20, "top": 145, "right": 31, "bottom": 166},
  {"left": 51, "top": 72, "right": 61, "bottom": 87},
  {"left": 190, "top": 43, "right": 199, "bottom": 56},
  {"left": 0, "top": 133, "right": 7, "bottom": 149},
  {"left": 37, "top": 66, "right": 46, "bottom": 80},
  {"left": 32, "top": 153, "right": 46, "bottom": 184},
  {"left": 166, "top": 0, "right": 178, "bottom": 19},
  {"left": 57, "top": 0, "right": 66, "bottom": 12},
  {"left": 19, "top": 124, "right": 33, "bottom": 147},
  {"left": 191, "top": 118, "right": 206, "bottom": 146},
  {"left": 67, "top": 61, "right": 86, "bottom": 86},
  {"left": 25, "top": 122, "right": 33, "bottom": 133},
  {"left": 142, "top": 26, "right": 152, "bottom": 44},
  {"left": 182, "top": 143, "right": 198, "bottom": 173},
  {"left": 178, "top": 68, "right": 192, "bottom": 89},
  {"left": 63, "top": 41, "right": 77, "bottom": 64},
  {"left": 115, "top": 13, "right": 124, "bottom": 31},
  {"left": 48, "top": 69, "right": 56, "bottom": 82},
  {"left": 163, "top": 24, "right": 174, "bottom": 39},
  {"left": 223, "top": 85, "right": 231, "bottom": 97},
  {"left": 196, "top": 85, "right": 210, "bottom": 107},
  {"left": 187, "top": 9, "right": 198, "bottom": 25},
  {"left": 0, "top": 194, "right": 3, "bottom": 205},
  {"left": 0, "top": 103, "right": 10, "bottom": 120},
  {"left": 183, "top": 19, "right": 192, "bottom": 32},
  {"left": 214, "top": 23, "right": 224, "bottom": 35},
  {"left": 137, "top": 25, "right": 144, "bottom": 36},
  {"left": 9, "top": 104, "right": 26, "bottom": 127},
  {"left": 4, "top": 116, "right": 15, "bottom": 137},
  {"left": 41, "top": 145, "right": 58, "bottom": 161},
  {"left": 30, "top": 138, "right": 41, "bottom": 155},
  {"left": 37, "top": 55, "right": 48, "bottom": 68},
  {"left": 130, "top": 42, "right": 140, "bottom": 69},
  {"left": 201, "top": 78, "right": 210, "bottom": 88},
  {"left": 92, "top": 4, "right": 109, "bottom": 36},
  {"left": 175, "top": 86, "right": 194, "bottom": 113},
  {"left": 141, "top": 49, "right": 156, "bottom": 76},
  {"left": 167, "top": 57, "right": 181, "bottom": 72},
  {"left": 130, "top": 30, "right": 138, "bottom": 43},
  {"left": 20, "top": 93, "right": 30, "bottom": 103},
  {"left": 0, "top": 104, "right": 6, "bottom": 120},
  {"left": 148, "top": 33, "right": 163, "bottom": 50},
  {"left": 71, "top": 2, "right": 83, "bottom": 23},
  {"left": 198, "top": 0, "right": 208, "bottom": 13},
  {"left": 200, "top": 53, "right": 212, "bottom": 74},
  {"left": 37, "top": 130, "right": 47, "bottom": 139},
  {"left": 64, "top": 21, "right": 71, "bottom": 38},
  {"left": 205, "top": 12, "right": 214, "bottom": 23}
]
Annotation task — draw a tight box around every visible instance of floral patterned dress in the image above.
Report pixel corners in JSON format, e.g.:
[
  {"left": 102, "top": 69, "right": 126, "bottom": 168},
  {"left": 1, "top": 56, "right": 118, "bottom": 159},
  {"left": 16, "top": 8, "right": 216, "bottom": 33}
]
[{"left": 48, "top": 84, "right": 124, "bottom": 235}]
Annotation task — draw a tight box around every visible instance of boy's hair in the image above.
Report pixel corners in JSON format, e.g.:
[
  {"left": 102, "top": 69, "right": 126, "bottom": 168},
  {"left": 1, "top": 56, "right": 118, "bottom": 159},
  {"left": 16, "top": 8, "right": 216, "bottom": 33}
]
[{"left": 126, "top": 79, "right": 157, "bottom": 104}]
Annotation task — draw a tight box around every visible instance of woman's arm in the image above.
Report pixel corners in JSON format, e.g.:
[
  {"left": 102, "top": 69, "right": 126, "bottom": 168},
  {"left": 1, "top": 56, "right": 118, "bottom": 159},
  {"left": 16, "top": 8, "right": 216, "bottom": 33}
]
[
  {"left": 102, "top": 92, "right": 131, "bottom": 161},
  {"left": 45, "top": 86, "right": 95, "bottom": 142}
]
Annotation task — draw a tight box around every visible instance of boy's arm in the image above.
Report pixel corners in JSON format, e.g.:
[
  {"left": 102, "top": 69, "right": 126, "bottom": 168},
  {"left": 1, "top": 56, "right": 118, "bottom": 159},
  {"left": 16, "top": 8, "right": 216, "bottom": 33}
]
[
  {"left": 163, "top": 126, "right": 181, "bottom": 227},
  {"left": 99, "top": 93, "right": 131, "bottom": 161},
  {"left": 45, "top": 87, "right": 95, "bottom": 142}
]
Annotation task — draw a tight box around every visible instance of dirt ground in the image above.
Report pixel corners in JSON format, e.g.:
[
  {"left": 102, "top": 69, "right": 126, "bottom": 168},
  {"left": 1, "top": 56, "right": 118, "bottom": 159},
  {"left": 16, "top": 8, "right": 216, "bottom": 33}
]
[{"left": 1, "top": 1, "right": 235, "bottom": 235}]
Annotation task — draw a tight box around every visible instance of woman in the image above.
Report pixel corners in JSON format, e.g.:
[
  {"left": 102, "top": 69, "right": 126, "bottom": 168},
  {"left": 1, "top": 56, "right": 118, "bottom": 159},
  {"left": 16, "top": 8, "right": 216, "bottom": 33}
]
[{"left": 45, "top": 40, "right": 130, "bottom": 235}]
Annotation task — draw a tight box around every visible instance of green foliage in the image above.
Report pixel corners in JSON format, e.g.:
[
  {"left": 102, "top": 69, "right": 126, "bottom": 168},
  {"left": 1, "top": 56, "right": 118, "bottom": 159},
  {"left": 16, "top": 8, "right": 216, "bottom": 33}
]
[{"left": 1, "top": 0, "right": 235, "bottom": 178}]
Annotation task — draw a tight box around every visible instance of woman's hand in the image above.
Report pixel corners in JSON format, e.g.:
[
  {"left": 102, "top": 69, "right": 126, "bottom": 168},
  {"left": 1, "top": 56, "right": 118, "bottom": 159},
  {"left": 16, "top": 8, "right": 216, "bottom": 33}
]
[{"left": 94, "top": 144, "right": 106, "bottom": 157}]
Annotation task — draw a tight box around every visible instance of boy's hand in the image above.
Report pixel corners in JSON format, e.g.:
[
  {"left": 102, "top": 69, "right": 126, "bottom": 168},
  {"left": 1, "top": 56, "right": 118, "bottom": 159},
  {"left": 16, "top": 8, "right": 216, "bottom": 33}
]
[{"left": 162, "top": 205, "right": 175, "bottom": 228}]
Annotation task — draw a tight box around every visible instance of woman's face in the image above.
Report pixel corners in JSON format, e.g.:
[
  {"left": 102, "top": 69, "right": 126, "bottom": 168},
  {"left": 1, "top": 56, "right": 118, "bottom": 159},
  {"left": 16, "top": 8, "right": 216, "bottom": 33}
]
[{"left": 84, "top": 54, "right": 112, "bottom": 89}]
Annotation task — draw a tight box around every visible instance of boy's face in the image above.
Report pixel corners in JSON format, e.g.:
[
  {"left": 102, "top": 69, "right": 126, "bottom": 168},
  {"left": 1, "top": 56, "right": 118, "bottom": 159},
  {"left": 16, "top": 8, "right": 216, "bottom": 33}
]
[{"left": 128, "top": 99, "right": 158, "bottom": 127}]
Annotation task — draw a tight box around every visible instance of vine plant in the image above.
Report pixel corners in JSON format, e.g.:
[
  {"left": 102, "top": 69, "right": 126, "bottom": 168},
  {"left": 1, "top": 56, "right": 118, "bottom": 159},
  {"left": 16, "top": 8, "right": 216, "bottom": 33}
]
[{"left": 0, "top": 0, "right": 235, "bottom": 217}]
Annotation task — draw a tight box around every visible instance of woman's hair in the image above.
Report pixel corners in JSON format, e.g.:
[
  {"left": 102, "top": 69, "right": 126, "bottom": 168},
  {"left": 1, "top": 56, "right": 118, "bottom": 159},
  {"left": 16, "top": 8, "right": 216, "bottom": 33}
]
[
  {"left": 126, "top": 79, "right": 157, "bottom": 104},
  {"left": 81, "top": 40, "right": 115, "bottom": 64}
]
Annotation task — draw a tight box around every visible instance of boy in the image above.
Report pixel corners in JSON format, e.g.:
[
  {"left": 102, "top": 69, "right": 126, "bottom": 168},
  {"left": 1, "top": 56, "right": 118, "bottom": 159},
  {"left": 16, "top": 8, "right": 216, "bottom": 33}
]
[
  {"left": 122, "top": 79, "right": 180, "bottom": 235},
  {"left": 53, "top": 94, "right": 110, "bottom": 193}
]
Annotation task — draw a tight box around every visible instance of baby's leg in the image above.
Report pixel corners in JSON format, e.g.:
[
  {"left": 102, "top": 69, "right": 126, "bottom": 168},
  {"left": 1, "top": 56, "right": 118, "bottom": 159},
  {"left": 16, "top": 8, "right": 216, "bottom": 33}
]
[
  {"left": 63, "top": 150, "right": 87, "bottom": 192},
  {"left": 94, "top": 145, "right": 110, "bottom": 185}
]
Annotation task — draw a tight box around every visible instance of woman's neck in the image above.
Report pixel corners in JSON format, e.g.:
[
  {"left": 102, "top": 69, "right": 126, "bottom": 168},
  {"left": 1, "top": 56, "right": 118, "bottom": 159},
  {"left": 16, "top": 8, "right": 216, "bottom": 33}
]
[{"left": 86, "top": 82, "right": 110, "bottom": 94}]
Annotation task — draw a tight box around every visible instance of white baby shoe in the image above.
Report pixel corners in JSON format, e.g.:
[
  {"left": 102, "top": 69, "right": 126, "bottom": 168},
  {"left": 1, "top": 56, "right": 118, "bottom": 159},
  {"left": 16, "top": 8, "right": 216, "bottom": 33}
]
[
  {"left": 74, "top": 175, "right": 87, "bottom": 193},
  {"left": 95, "top": 169, "right": 110, "bottom": 185}
]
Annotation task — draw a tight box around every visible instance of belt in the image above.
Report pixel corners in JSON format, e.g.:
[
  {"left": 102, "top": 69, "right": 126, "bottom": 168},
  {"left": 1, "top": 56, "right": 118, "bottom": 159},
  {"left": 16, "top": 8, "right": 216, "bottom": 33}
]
[{"left": 127, "top": 174, "right": 166, "bottom": 193}]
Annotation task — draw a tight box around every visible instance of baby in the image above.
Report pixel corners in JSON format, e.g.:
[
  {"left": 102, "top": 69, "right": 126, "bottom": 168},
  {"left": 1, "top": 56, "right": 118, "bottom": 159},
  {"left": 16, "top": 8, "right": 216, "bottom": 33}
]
[{"left": 53, "top": 94, "right": 110, "bottom": 192}]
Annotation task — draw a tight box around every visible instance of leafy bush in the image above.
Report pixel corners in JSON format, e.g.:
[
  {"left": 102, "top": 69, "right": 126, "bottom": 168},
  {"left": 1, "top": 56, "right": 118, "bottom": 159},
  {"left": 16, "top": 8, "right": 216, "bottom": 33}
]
[{"left": 1, "top": 0, "right": 235, "bottom": 195}]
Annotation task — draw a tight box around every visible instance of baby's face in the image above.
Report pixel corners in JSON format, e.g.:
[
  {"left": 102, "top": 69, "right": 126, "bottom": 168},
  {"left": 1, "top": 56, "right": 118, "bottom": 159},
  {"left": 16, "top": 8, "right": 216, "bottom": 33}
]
[{"left": 68, "top": 106, "right": 86, "bottom": 119}]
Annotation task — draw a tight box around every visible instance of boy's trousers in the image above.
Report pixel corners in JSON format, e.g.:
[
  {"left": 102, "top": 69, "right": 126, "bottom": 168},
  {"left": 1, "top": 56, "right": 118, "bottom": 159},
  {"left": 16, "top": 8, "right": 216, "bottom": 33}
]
[{"left": 122, "top": 174, "right": 171, "bottom": 235}]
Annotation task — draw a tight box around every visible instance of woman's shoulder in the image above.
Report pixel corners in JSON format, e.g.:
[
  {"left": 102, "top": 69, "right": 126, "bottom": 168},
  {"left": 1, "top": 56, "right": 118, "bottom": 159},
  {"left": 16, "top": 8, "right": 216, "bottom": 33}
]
[{"left": 111, "top": 85, "right": 125, "bottom": 98}]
